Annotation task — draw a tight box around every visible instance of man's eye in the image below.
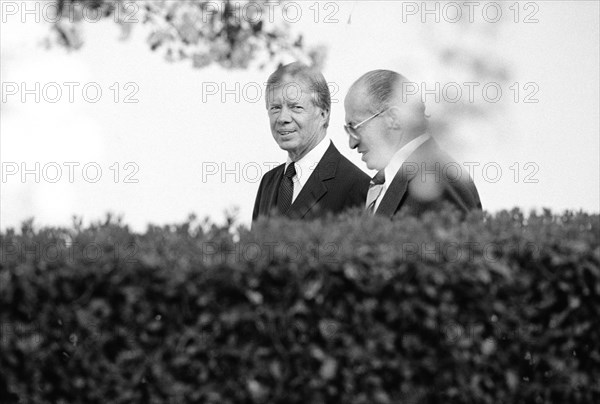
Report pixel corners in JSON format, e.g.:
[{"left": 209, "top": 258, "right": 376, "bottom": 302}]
[
  {"left": 270, "top": 106, "right": 281, "bottom": 111},
  {"left": 292, "top": 106, "right": 303, "bottom": 110}
]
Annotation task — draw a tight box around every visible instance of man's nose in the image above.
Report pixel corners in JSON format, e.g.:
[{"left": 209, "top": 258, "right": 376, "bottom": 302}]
[
  {"left": 277, "top": 106, "right": 292, "bottom": 123},
  {"left": 349, "top": 135, "right": 359, "bottom": 149}
]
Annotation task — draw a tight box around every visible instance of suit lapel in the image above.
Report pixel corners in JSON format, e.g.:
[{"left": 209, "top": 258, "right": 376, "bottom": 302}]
[
  {"left": 375, "top": 139, "right": 433, "bottom": 218},
  {"left": 288, "top": 143, "right": 338, "bottom": 219},
  {"left": 262, "top": 164, "right": 284, "bottom": 217},
  {"left": 375, "top": 169, "right": 410, "bottom": 218}
]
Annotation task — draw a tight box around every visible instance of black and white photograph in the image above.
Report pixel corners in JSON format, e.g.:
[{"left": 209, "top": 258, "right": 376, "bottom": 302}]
[{"left": 1, "top": 1, "right": 599, "bottom": 402}]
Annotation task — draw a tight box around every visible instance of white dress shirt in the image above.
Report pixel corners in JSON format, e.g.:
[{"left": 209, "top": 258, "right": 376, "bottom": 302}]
[
  {"left": 284, "top": 137, "right": 331, "bottom": 203},
  {"left": 374, "top": 133, "right": 431, "bottom": 211}
]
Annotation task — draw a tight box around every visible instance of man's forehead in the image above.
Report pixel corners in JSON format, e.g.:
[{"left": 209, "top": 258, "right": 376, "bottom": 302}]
[
  {"left": 268, "top": 77, "right": 312, "bottom": 102},
  {"left": 345, "top": 85, "right": 370, "bottom": 111}
]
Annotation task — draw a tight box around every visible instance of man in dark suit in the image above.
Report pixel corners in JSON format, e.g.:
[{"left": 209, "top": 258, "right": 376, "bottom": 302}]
[
  {"left": 344, "top": 70, "right": 482, "bottom": 218},
  {"left": 253, "top": 63, "right": 370, "bottom": 221}
]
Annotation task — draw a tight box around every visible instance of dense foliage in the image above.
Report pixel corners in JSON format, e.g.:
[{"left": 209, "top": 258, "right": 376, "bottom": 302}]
[
  {"left": 1, "top": 209, "right": 599, "bottom": 403},
  {"left": 47, "top": 0, "right": 312, "bottom": 69}
]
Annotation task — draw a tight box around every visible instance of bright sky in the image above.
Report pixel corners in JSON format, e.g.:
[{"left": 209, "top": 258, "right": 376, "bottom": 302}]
[{"left": 1, "top": 1, "right": 599, "bottom": 231}]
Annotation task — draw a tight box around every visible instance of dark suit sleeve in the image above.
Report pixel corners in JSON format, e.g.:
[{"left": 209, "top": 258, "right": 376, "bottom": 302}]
[
  {"left": 418, "top": 140, "right": 482, "bottom": 215},
  {"left": 443, "top": 172, "right": 482, "bottom": 213},
  {"left": 334, "top": 153, "right": 370, "bottom": 212},
  {"left": 252, "top": 175, "right": 266, "bottom": 222},
  {"left": 347, "top": 172, "right": 370, "bottom": 209}
]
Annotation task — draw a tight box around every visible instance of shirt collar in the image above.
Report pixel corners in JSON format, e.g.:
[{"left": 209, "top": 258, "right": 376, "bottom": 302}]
[
  {"left": 285, "top": 136, "right": 331, "bottom": 186},
  {"left": 383, "top": 133, "right": 430, "bottom": 186}
]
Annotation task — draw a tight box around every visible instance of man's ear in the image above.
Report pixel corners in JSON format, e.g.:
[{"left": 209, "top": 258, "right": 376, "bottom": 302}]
[
  {"left": 320, "top": 108, "right": 330, "bottom": 126},
  {"left": 386, "top": 106, "right": 403, "bottom": 129}
]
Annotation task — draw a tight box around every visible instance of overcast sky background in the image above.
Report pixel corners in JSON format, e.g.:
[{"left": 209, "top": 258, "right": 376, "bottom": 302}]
[{"left": 1, "top": 1, "right": 599, "bottom": 231}]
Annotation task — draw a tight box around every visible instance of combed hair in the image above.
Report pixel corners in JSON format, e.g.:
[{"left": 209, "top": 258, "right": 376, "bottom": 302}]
[
  {"left": 355, "top": 70, "right": 406, "bottom": 111},
  {"left": 265, "top": 62, "right": 331, "bottom": 127}
]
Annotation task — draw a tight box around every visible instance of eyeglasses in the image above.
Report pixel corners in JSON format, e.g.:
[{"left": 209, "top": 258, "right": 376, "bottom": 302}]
[{"left": 344, "top": 109, "right": 386, "bottom": 140}]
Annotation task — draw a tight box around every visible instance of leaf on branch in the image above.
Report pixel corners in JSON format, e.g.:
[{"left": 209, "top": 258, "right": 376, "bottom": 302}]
[{"left": 45, "top": 0, "right": 323, "bottom": 70}]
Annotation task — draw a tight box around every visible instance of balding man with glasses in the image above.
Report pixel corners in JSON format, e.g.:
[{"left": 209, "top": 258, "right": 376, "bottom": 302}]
[{"left": 344, "top": 70, "right": 482, "bottom": 218}]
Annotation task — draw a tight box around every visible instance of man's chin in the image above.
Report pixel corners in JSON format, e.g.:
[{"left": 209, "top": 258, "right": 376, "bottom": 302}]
[
  {"left": 364, "top": 160, "right": 382, "bottom": 171},
  {"left": 362, "top": 156, "right": 375, "bottom": 170},
  {"left": 278, "top": 141, "right": 297, "bottom": 153}
]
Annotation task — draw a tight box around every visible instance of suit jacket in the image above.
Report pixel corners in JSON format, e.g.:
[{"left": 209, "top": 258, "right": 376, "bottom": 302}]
[
  {"left": 253, "top": 142, "right": 370, "bottom": 221},
  {"left": 376, "top": 138, "right": 482, "bottom": 218}
]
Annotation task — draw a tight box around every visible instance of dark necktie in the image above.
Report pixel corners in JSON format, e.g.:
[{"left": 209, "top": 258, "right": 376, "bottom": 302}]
[
  {"left": 366, "top": 170, "right": 385, "bottom": 214},
  {"left": 277, "top": 162, "right": 296, "bottom": 214}
]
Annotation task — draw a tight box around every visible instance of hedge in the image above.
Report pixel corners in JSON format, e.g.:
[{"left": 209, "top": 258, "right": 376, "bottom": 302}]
[{"left": 1, "top": 209, "right": 599, "bottom": 403}]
